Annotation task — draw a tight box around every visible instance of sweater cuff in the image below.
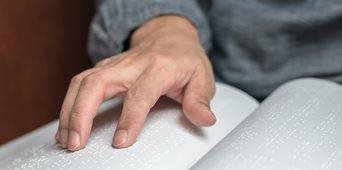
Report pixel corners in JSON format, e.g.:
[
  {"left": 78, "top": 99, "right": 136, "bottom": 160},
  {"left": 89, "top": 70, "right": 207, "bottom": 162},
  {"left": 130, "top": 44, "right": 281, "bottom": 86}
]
[{"left": 88, "top": 0, "right": 211, "bottom": 63}]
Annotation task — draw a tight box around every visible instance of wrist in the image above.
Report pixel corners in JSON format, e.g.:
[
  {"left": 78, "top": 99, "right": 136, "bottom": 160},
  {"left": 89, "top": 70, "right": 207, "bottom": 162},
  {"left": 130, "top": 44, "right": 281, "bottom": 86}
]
[{"left": 130, "top": 15, "right": 199, "bottom": 47}]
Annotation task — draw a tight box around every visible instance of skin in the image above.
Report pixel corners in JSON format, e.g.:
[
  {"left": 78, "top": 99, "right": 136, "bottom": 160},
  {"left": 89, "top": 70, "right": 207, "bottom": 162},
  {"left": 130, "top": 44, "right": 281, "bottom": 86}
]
[{"left": 55, "top": 15, "right": 216, "bottom": 151}]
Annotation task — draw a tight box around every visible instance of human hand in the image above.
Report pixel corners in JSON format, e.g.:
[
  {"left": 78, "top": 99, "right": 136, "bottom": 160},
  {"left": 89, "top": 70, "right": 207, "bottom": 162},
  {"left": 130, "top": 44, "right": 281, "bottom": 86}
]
[{"left": 55, "top": 16, "right": 216, "bottom": 151}]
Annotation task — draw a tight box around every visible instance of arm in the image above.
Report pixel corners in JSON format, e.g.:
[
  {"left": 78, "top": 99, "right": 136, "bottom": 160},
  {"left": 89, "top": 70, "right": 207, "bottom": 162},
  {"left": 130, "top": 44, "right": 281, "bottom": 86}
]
[
  {"left": 56, "top": 0, "right": 215, "bottom": 151},
  {"left": 88, "top": 0, "right": 212, "bottom": 62}
]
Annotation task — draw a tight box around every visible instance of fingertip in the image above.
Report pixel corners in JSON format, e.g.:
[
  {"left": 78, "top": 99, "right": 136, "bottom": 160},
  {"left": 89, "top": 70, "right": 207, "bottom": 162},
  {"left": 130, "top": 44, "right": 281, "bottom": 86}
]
[
  {"left": 67, "top": 130, "right": 81, "bottom": 151},
  {"left": 113, "top": 129, "right": 127, "bottom": 147},
  {"left": 183, "top": 103, "right": 217, "bottom": 127},
  {"left": 112, "top": 129, "right": 136, "bottom": 149},
  {"left": 59, "top": 129, "right": 68, "bottom": 148},
  {"left": 55, "top": 130, "right": 60, "bottom": 141},
  {"left": 193, "top": 110, "right": 217, "bottom": 127},
  {"left": 112, "top": 143, "right": 134, "bottom": 149},
  {"left": 204, "top": 110, "right": 217, "bottom": 126}
]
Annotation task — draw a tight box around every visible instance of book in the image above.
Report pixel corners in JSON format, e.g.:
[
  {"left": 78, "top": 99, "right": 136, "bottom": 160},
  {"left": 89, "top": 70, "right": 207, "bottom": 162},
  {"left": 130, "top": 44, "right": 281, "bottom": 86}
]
[{"left": 0, "top": 78, "right": 341, "bottom": 170}]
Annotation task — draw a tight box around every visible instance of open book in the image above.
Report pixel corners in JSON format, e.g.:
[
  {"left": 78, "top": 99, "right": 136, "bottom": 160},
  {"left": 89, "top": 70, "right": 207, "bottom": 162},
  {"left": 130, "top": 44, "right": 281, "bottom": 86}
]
[{"left": 0, "top": 78, "right": 342, "bottom": 170}]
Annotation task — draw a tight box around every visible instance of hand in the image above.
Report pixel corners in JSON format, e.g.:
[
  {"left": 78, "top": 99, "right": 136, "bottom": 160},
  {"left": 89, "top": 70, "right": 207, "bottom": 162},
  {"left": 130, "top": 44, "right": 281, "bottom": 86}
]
[{"left": 55, "top": 16, "right": 216, "bottom": 151}]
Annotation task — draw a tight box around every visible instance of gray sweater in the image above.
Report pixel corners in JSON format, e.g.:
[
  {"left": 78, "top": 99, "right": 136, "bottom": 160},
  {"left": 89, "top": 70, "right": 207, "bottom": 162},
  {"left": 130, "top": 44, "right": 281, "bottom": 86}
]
[{"left": 88, "top": 0, "right": 342, "bottom": 98}]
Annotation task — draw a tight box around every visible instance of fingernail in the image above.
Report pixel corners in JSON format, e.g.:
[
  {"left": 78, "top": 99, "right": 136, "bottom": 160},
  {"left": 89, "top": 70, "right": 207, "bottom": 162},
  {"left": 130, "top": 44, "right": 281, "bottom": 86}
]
[
  {"left": 113, "top": 129, "right": 127, "bottom": 147},
  {"left": 200, "top": 110, "right": 216, "bottom": 126},
  {"left": 210, "top": 112, "right": 217, "bottom": 122},
  {"left": 68, "top": 131, "right": 80, "bottom": 151},
  {"left": 60, "top": 129, "right": 68, "bottom": 148},
  {"left": 207, "top": 110, "right": 217, "bottom": 125}
]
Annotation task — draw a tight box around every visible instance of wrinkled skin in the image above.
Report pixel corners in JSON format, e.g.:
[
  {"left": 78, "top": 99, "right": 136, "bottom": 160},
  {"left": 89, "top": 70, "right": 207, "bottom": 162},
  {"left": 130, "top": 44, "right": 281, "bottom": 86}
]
[{"left": 55, "top": 16, "right": 216, "bottom": 151}]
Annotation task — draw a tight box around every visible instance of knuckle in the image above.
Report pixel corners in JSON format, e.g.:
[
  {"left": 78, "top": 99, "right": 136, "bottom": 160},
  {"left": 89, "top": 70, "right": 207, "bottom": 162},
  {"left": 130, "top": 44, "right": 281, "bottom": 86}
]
[
  {"left": 82, "top": 73, "right": 105, "bottom": 88},
  {"left": 95, "top": 61, "right": 106, "bottom": 67},
  {"left": 70, "top": 110, "right": 93, "bottom": 121},
  {"left": 150, "top": 54, "right": 174, "bottom": 70},
  {"left": 71, "top": 74, "right": 84, "bottom": 84},
  {"left": 70, "top": 68, "right": 96, "bottom": 84},
  {"left": 196, "top": 59, "right": 205, "bottom": 67},
  {"left": 59, "top": 124, "right": 68, "bottom": 131},
  {"left": 109, "top": 68, "right": 132, "bottom": 89},
  {"left": 59, "top": 110, "right": 69, "bottom": 121},
  {"left": 188, "top": 92, "right": 210, "bottom": 105},
  {"left": 97, "top": 58, "right": 111, "bottom": 66},
  {"left": 126, "top": 88, "right": 143, "bottom": 100},
  {"left": 58, "top": 119, "right": 69, "bottom": 130},
  {"left": 107, "top": 68, "right": 122, "bottom": 79},
  {"left": 205, "top": 76, "right": 216, "bottom": 98},
  {"left": 58, "top": 113, "right": 70, "bottom": 130},
  {"left": 70, "top": 110, "right": 83, "bottom": 119},
  {"left": 120, "top": 116, "right": 143, "bottom": 128},
  {"left": 210, "top": 83, "right": 216, "bottom": 98}
]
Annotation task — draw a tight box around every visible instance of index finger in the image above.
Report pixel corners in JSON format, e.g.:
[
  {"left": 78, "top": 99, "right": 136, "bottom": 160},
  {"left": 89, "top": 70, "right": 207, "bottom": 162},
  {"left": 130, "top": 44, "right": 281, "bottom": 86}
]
[{"left": 67, "top": 70, "right": 125, "bottom": 151}]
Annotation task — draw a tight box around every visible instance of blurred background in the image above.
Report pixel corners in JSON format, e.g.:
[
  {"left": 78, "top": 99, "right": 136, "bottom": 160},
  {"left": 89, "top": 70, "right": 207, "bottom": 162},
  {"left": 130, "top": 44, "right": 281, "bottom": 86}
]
[{"left": 0, "top": 0, "right": 94, "bottom": 145}]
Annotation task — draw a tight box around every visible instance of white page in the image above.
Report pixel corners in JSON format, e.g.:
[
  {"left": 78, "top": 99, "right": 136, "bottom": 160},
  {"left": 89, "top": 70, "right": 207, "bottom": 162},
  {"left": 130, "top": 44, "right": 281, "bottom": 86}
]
[
  {"left": 0, "top": 83, "right": 258, "bottom": 170},
  {"left": 192, "top": 78, "right": 342, "bottom": 170}
]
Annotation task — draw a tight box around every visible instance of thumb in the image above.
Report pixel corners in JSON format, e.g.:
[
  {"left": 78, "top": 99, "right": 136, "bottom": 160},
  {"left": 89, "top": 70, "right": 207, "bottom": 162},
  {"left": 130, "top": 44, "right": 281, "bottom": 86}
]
[{"left": 182, "top": 72, "right": 216, "bottom": 126}]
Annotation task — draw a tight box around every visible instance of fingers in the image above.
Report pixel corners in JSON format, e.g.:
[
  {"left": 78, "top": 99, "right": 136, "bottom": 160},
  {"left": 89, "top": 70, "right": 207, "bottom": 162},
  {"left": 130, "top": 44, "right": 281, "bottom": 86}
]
[
  {"left": 57, "top": 47, "right": 215, "bottom": 152},
  {"left": 113, "top": 67, "right": 166, "bottom": 148},
  {"left": 182, "top": 70, "right": 216, "bottom": 127},
  {"left": 66, "top": 70, "right": 126, "bottom": 151},
  {"left": 57, "top": 68, "right": 98, "bottom": 147}
]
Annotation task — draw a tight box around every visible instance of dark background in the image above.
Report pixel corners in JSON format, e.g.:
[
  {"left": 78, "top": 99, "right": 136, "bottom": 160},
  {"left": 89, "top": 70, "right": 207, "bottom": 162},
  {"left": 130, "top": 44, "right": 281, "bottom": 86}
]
[{"left": 0, "top": 0, "right": 94, "bottom": 144}]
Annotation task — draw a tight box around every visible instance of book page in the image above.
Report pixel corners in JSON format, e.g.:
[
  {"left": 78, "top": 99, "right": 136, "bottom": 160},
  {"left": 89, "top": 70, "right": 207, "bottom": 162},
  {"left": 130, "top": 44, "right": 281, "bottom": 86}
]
[
  {"left": 192, "top": 78, "right": 342, "bottom": 170},
  {"left": 0, "top": 83, "right": 259, "bottom": 170}
]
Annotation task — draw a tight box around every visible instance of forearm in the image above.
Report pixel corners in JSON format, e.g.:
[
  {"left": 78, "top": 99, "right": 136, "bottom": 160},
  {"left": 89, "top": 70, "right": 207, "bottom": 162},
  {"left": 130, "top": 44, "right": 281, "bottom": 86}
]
[{"left": 87, "top": 0, "right": 211, "bottom": 63}]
